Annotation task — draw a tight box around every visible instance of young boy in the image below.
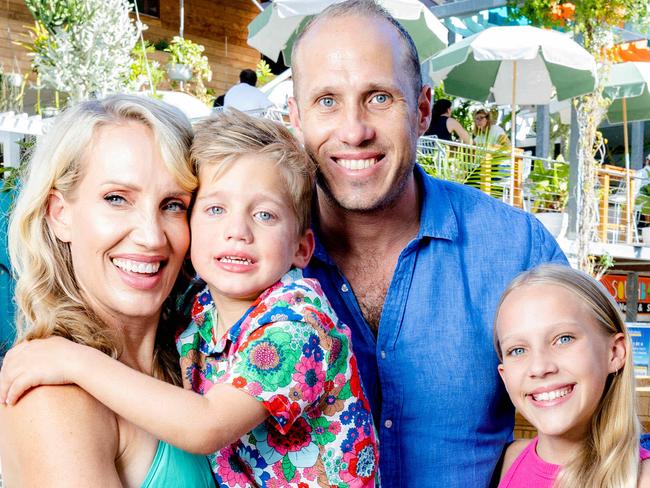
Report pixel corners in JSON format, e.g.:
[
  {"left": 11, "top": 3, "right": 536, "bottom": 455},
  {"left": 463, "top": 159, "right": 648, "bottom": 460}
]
[{"left": 0, "top": 110, "right": 379, "bottom": 487}]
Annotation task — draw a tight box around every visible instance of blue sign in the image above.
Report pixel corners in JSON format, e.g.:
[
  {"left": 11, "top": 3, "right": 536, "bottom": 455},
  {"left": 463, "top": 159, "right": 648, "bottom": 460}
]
[{"left": 628, "top": 324, "right": 650, "bottom": 376}]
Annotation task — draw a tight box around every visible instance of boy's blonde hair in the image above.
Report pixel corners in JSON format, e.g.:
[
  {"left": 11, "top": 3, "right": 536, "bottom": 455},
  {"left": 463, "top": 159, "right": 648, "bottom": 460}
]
[
  {"left": 494, "top": 264, "right": 640, "bottom": 488},
  {"left": 9, "top": 94, "right": 196, "bottom": 385},
  {"left": 191, "top": 109, "right": 315, "bottom": 235}
]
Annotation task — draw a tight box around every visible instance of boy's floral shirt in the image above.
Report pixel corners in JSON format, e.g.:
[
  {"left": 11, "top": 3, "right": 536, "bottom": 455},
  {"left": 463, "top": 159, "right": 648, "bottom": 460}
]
[{"left": 176, "top": 268, "right": 379, "bottom": 488}]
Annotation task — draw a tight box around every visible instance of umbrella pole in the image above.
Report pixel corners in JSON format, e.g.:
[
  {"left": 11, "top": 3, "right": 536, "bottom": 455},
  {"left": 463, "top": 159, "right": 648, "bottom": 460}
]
[
  {"left": 623, "top": 97, "right": 632, "bottom": 243},
  {"left": 510, "top": 61, "right": 517, "bottom": 206}
]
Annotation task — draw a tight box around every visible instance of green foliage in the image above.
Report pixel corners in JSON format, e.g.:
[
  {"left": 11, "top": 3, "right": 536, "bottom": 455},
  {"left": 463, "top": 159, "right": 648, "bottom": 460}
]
[
  {"left": 165, "top": 36, "right": 212, "bottom": 103},
  {"left": 256, "top": 59, "right": 275, "bottom": 87},
  {"left": 23, "top": 0, "right": 87, "bottom": 32},
  {"left": 636, "top": 184, "right": 650, "bottom": 215},
  {"left": 508, "top": 0, "right": 650, "bottom": 49},
  {"left": 129, "top": 40, "right": 164, "bottom": 93},
  {"left": 528, "top": 160, "right": 570, "bottom": 212},
  {"left": 418, "top": 145, "right": 512, "bottom": 199},
  {"left": 153, "top": 38, "right": 169, "bottom": 51},
  {"left": 1, "top": 136, "right": 35, "bottom": 194}
]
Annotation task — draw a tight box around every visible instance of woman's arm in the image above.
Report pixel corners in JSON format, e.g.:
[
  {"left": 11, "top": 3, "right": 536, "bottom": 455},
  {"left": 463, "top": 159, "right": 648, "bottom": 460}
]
[
  {"left": 447, "top": 117, "right": 472, "bottom": 145},
  {"left": 0, "top": 384, "right": 122, "bottom": 487},
  {"left": 0, "top": 338, "right": 267, "bottom": 455}
]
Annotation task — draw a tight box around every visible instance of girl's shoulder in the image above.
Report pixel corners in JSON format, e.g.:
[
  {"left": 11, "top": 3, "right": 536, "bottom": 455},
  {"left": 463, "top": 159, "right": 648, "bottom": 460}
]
[
  {"left": 0, "top": 385, "right": 120, "bottom": 486},
  {"left": 640, "top": 457, "right": 650, "bottom": 487},
  {"left": 499, "top": 439, "right": 534, "bottom": 481}
]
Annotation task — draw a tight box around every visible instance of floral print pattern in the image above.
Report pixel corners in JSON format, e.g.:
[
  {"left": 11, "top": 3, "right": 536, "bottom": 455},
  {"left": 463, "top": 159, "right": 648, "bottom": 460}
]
[{"left": 177, "top": 268, "right": 379, "bottom": 487}]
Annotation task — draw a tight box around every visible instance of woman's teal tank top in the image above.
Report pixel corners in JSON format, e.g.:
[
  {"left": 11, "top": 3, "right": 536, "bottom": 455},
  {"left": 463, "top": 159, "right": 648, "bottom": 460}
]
[{"left": 140, "top": 441, "right": 214, "bottom": 488}]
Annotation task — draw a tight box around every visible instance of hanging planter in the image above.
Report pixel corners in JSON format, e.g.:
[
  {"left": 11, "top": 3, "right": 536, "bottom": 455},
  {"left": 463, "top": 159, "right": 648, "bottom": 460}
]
[
  {"left": 7, "top": 73, "right": 23, "bottom": 88},
  {"left": 166, "top": 62, "right": 192, "bottom": 82}
]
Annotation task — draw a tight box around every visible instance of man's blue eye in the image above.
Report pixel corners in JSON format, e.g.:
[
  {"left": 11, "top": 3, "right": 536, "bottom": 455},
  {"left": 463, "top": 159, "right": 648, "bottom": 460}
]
[
  {"left": 319, "top": 97, "right": 335, "bottom": 108},
  {"left": 207, "top": 206, "right": 224, "bottom": 215},
  {"left": 372, "top": 94, "right": 389, "bottom": 104}
]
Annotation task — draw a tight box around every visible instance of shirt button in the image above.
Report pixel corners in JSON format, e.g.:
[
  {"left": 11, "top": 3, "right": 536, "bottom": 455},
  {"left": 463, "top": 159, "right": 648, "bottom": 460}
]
[
  {"left": 380, "top": 350, "right": 386, "bottom": 359},
  {"left": 341, "top": 284, "right": 349, "bottom": 292},
  {"left": 384, "top": 419, "right": 393, "bottom": 429}
]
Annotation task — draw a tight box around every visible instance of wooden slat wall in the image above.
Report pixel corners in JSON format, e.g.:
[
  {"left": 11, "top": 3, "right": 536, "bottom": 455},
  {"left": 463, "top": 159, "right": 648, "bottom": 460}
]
[
  {"left": 1, "top": 0, "right": 263, "bottom": 98},
  {"left": 1, "top": 0, "right": 34, "bottom": 76}
]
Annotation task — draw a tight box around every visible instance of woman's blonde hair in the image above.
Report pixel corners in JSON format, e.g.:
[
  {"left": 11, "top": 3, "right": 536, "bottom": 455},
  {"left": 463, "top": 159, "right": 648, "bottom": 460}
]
[
  {"left": 191, "top": 109, "right": 315, "bottom": 236},
  {"left": 494, "top": 264, "right": 640, "bottom": 488},
  {"left": 8, "top": 94, "right": 197, "bottom": 384}
]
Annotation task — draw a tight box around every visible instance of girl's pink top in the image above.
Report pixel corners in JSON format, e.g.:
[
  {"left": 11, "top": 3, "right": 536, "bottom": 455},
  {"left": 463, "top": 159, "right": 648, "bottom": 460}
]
[{"left": 498, "top": 436, "right": 650, "bottom": 488}]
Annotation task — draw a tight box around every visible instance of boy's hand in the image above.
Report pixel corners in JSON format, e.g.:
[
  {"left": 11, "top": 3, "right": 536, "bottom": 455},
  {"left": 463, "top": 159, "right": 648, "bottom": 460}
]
[{"left": 0, "top": 337, "right": 80, "bottom": 405}]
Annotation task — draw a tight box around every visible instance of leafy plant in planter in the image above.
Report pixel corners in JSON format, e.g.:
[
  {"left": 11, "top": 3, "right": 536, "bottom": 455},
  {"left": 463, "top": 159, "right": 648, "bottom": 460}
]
[
  {"left": 23, "top": 0, "right": 139, "bottom": 103},
  {"left": 129, "top": 40, "right": 165, "bottom": 94},
  {"left": 528, "top": 159, "right": 569, "bottom": 213},
  {"left": 164, "top": 36, "right": 212, "bottom": 103}
]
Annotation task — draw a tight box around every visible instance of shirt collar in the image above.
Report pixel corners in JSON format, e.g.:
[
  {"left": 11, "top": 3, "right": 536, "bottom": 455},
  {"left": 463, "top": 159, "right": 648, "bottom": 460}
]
[{"left": 311, "top": 165, "right": 458, "bottom": 264}]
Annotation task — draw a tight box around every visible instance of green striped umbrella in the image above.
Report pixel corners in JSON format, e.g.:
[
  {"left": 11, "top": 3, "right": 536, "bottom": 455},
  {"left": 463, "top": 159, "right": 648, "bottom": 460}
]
[
  {"left": 424, "top": 26, "right": 596, "bottom": 105},
  {"left": 603, "top": 62, "right": 650, "bottom": 236},
  {"left": 424, "top": 26, "right": 596, "bottom": 204},
  {"left": 247, "top": 0, "right": 448, "bottom": 65},
  {"left": 604, "top": 62, "right": 650, "bottom": 124}
]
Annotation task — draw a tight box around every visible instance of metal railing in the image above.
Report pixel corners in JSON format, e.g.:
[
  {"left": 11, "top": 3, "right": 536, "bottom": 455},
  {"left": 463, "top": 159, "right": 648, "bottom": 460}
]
[{"left": 417, "top": 136, "right": 644, "bottom": 246}]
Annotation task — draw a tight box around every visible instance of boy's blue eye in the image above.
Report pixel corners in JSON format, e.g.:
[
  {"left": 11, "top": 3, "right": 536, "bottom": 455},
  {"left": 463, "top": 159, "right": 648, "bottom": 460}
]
[
  {"left": 508, "top": 347, "right": 525, "bottom": 357},
  {"left": 557, "top": 335, "right": 574, "bottom": 345},
  {"left": 207, "top": 206, "right": 224, "bottom": 215},
  {"left": 255, "top": 211, "right": 274, "bottom": 222}
]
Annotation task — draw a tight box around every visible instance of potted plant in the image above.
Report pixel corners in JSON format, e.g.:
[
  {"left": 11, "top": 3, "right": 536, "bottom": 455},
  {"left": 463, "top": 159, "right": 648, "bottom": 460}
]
[
  {"left": 527, "top": 158, "right": 570, "bottom": 237},
  {"left": 636, "top": 184, "right": 650, "bottom": 245},
  {"left": 164, "top": 36, "right": 210, "bottom": 83}
]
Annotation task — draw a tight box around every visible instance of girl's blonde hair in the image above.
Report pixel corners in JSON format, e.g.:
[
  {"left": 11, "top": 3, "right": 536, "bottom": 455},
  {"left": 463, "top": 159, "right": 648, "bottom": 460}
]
[
  {"left": 8, "top": 94, "right": 197, "bottom": 384},
  {"left": 494, "top": 264, "right": 640, "bottom": 488}
]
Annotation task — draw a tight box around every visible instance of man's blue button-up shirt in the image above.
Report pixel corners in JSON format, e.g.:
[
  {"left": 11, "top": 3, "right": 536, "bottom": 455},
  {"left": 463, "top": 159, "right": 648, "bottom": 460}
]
[{"left": 304, "top": 165, "right": 568, "bottom": 487}]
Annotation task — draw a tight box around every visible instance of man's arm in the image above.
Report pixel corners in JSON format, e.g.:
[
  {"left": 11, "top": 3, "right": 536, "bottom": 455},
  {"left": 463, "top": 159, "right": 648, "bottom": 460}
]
[{"left": 0, "top": 385, "right": 122, "bottom": 487}]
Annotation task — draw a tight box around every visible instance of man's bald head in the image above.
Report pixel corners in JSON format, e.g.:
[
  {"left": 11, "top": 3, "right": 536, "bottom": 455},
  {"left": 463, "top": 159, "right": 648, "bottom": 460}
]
[{"left": 291, "top": 0, "right": 423, "bottom": 103}]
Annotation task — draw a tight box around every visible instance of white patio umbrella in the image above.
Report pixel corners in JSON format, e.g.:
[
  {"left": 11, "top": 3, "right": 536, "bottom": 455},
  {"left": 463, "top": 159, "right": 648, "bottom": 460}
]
[
  {"left": 247, "top": 0, "right": 448, "bottom": 65},
  {"left": 603, "top": 62, "right": 650, "bottom": 242},
  {"left": 424, "top": 25, "right": 596, "bottom": 203}
]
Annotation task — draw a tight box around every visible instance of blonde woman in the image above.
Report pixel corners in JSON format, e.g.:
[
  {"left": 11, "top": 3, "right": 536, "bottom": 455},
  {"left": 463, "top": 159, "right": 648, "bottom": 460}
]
[
  {"left": 0, "top": 95, "right": 214, "bottom": 487},
  {"left": 494, "top": 264, "right": 650, "bottom": 487},
  {"left": 472, "top": 108, "right": 510, "bottom": 148}
]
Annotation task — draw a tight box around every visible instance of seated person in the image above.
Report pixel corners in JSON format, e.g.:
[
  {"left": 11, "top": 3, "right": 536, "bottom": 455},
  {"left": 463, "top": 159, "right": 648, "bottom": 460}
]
[{"left": 425, "top": 99, "right": 471, "bottom": 144}]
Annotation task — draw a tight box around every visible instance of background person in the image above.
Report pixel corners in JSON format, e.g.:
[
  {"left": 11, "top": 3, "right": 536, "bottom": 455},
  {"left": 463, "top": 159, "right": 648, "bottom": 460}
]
[
  {"left": 223, "top": 68, "right": 273, "bottom": 112},
  {"left": 472, "top": 108, "right": 510, "bottom": 147},
  {"left": 287, "top": 1, "right": 568, "bottom": 486},
  {"left": 425, "top": 98, "right": 472, "bottom": 144},
  {"left": 0, "top": 95, "right": 213, "bottom": 487},
  {"left": 494, "top": 265, "right": 650, "bottom": 487}
]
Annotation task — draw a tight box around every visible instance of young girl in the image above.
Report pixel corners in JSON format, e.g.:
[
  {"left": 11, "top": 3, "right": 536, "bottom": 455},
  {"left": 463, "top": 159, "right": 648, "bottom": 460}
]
[{"left": 494, "top": 264, "right": 650, "bottom": 487}]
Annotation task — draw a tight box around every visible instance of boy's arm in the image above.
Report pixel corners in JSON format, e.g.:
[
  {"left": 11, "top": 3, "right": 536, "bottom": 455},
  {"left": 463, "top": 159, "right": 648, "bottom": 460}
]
[{"left": 0, "top": 337, "right": 267, "bottom": 455}]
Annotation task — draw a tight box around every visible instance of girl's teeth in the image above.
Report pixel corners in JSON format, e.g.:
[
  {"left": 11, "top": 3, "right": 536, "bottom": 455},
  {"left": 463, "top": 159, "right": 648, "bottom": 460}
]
[
  {"left": 532, "top": 386, "right": 572, "bottom": 402},
  {"left": 112, "top": 258, "right": 160, "bottom": 274}
]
